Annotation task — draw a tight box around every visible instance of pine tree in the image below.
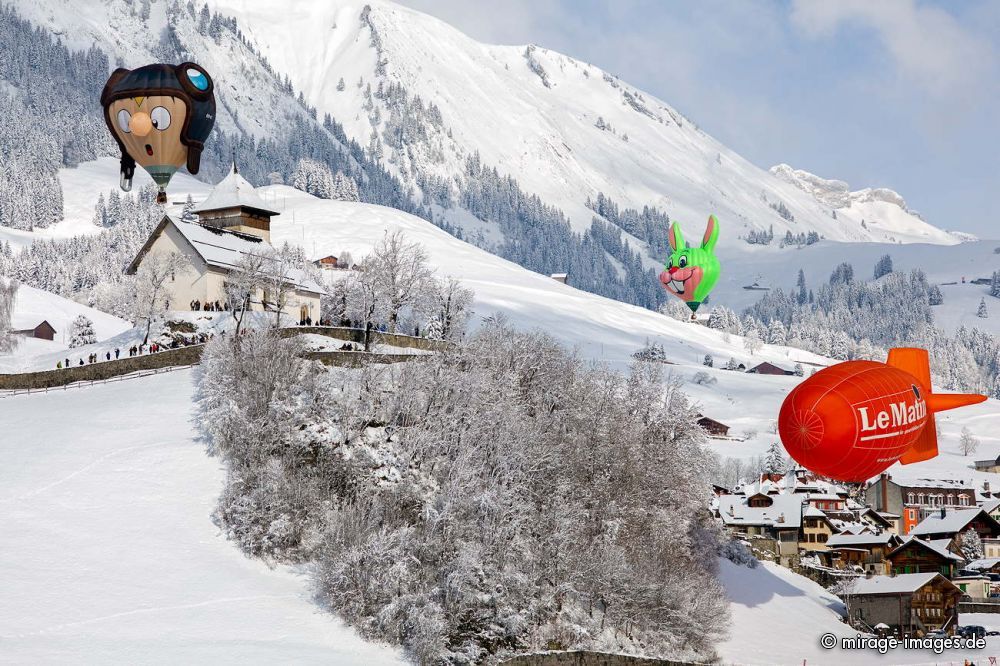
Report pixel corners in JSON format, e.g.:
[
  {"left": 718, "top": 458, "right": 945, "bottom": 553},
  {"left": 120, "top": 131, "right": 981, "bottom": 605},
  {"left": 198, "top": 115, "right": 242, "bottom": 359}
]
[
  {"left": 68, "top": 315, "right": 96, "bottom": 348},
  {"left": 991, "top": 271, "right": 1000, "bottom": 298},
  {"left": 960, "top": 529, "right": 984, "bottom": 560},
  {"left": 336, "top": 77, "right": 346, "bottom": 92},
  {"left": 764, "top": 442, "right": 786, "bottom": 474},
  {"left": 796, "top": 269, "right": 807, "bottom": 305},
  {"left": 181, "top": 194, "right": 197, "bottom": 223},
  {"left": 873, "top": 254, "right": 894, "bottom": 279},
  {"left": 793, "top": 363, "right": 804, "bottom": 377},
  {"left": 978, "top": 298, "right": 989, "bottom": 319},
  {"left": 703, "top": 354, "right": 713, "bottom": 368},
  {"left": 928, "top": 285, "right": 943, "bottom": 306}
]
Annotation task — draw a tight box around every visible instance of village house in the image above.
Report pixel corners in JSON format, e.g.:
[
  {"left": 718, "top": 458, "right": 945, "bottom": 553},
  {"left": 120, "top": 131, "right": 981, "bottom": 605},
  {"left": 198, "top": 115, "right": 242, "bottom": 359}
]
[
  {"left": 312, "top": 255, "right": 340, "bottom": 270},
  {"left": 799, "top": 506, "right": 836, "bottom": 552},
  {"left": 974, "top": 455, "right": 1000, "bottom": 474},
  {"left": 126, "top": 164, "right": 323, "bottom": 321},
  {"left": 908, "top": 507, "right": 1000, "bottom": 547},
  {"left": 746, "top": 361, "right": 793, "bottom": 376},
  {"left": 843, "top": 573, "right": 962, "bottom": 637},
  {"left": 856, "top": 507, "right": 897, "bottom": 535},
  {"left": 866, "top": 474, "right": 977, "bottom": 534},
  {"left": 826, "top": 533, "right": 901, "bottom": 575},
  {"left": 887, "top": 537, "right": 963, "bottom": 578},
  {"left": 952, "top": 575, "right": 992, "bottom": 601},
  {"left": 718, "top": 492, "right": 803, "bottom": 566},
  {"left": 696, "top": 414, "right": 730, "bottom": 437}
]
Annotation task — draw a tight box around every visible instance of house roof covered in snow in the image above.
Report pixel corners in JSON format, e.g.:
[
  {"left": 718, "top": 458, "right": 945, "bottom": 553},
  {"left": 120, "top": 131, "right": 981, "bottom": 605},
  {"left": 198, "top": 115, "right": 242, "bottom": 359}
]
[
  {"left": 191, "top": 163, "right": 279, "bottom": 216},
  {"left": 980, "top": 498, "right": 1000, "bottom": 514},
  {"left": 966, "top": 557, "right": 1000, "bottom": 571},
  {"left": 718, "top": 493, "right": 803, "bottom": 529},
  {"left": 847, "top": 573, "right": 953, "bottom": 596},
  {"left": 909, "top": 508, "right": 997, "bottom": 537},
  {"left": 126, "top": 216, "right": 323, "bottom": 295},
  {"left": 826, "top": 533, "right": 896, "bottom": 548},
  {"left": 889, "top": 537, "right": 963, "bottom": 562}
]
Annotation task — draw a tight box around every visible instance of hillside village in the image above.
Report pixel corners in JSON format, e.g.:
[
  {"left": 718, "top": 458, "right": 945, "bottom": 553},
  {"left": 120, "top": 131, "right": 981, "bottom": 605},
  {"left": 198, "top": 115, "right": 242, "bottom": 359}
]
[{"left": 715, "top": 463, "right": 1000, "bottom": 638}]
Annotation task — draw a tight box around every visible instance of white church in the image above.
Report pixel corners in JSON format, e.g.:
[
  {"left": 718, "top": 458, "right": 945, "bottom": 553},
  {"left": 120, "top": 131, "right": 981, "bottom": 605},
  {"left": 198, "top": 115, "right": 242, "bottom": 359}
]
[{"left": 126, "top": 164, "right": 323, "bottom": 322}]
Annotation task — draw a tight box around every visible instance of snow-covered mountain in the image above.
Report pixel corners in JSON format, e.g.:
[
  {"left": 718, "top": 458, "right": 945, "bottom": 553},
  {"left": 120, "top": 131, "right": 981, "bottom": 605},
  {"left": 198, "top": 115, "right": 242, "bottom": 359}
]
[{"left": 208, "top": 0, "right": 962, "bottom": 246}]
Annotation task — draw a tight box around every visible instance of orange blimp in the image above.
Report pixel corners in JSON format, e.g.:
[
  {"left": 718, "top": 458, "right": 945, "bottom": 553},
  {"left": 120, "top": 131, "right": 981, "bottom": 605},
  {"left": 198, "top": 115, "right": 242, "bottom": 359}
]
[{"left": 778, "top": 348, "right": 986, "bottom": 482}]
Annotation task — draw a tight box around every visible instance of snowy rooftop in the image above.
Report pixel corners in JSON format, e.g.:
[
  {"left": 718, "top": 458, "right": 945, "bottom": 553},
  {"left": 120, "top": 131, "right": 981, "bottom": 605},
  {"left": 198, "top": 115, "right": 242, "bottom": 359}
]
[
  {"left": 890, "top": 537, "right": 963, "bottom": 562},
  {"left": 718, "top": 493, "right": 803, "bottom": 529},
  {"left": 826, "top": 533, "right": 895, "bottom": 548},
  {"left": 981, "top": 498, "right": 1000, "bottom": 514},
  {"left": 848, "top": 573, "right": 944, "bottom": 596},
  {"left": 191, "top": 164, "right": 279, "bottom": 216},
  {"left": 909, "top": 508, "right": 987, "bottom": 536},
  {"left": 966, "top": 558, "right": 1000, "bottom": 571},
  {"left": 168, "top": 217, "right": 322, "bottom": 294}
]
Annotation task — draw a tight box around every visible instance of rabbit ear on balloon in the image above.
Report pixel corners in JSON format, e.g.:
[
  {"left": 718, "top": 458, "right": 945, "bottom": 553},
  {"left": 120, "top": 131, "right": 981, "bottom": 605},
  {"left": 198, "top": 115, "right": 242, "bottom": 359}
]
[
  {"left": 658, "top": 214, "right": 721, "bottom": 314},
  {"left": 100, "top": 62, "right": 216, "bottom": 203}
]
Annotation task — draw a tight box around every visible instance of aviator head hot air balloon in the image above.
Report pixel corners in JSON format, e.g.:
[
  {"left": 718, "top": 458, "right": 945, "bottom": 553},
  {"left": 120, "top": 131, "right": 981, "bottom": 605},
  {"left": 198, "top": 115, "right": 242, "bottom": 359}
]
[
  {"left": 101, "top": 62, "right": 216, "bottom": 203},
  {"left": 658, "top": 215, "right": 721, "bottom": 314}
]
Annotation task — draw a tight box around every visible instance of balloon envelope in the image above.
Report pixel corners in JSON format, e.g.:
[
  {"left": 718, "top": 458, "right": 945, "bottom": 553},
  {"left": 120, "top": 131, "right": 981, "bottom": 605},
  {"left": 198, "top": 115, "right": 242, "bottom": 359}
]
[
  {"left": 101, "top": 62, "right": 216, "bottom": 202},
  {"left": 658, "top": 215, "right": 721, "bottom": 313}
]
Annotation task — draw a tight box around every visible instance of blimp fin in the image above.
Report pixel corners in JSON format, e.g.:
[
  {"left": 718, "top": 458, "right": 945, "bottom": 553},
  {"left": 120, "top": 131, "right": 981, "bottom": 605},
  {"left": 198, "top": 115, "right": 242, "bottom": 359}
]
[{"left": 887, "top": 347, "right": 988, "bottom": 465}]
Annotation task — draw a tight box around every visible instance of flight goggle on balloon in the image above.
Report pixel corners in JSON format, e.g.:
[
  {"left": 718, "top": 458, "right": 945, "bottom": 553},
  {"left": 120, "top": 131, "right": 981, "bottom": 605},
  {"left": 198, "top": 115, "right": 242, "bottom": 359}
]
[{"left": 101, "top": 62, "right": 216, "bottom": 203}]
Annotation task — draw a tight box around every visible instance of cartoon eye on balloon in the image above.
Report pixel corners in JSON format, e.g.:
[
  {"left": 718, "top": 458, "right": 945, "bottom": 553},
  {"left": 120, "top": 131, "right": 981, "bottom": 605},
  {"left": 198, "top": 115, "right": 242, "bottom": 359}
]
[
  {"left": 101, "top": 62, "right": 216, "bottom": 203},
  {"left": 658, "top": 215, "right": 721, "bottom": 315}
]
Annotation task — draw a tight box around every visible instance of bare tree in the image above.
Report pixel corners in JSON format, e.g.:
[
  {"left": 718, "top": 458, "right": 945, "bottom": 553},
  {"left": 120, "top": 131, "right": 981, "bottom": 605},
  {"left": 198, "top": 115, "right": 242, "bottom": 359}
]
[
  {"left": 369, "top": 231, "right": 435, "bottom": 333},
  {"left": 428, "top": 276, "right": 474, "bottom": 341},
  {"left": 960, "top": 427, "right": 980, "bottom": 456},
  {"left": 261, "top": 245, "right": 297, "bottom": 329},
  {"left": 0, "top": 277, "right": 18, "bottom": 353},
  {"left": 338, "top": 250, "right": 353, "bottom": 269},
  {"left": 132, "top": 252, "right": 184, "bottom": 344},
  {"left": 341, "top": 267, "right": 387, "bottom": 351},
  {"left": 224, "top": 251, "right": 269, "bottom": 336}
]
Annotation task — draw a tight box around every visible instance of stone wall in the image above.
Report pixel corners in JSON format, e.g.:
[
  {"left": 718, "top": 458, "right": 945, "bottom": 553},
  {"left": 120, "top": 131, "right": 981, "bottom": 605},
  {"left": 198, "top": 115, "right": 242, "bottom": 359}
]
[
  {"left": 281, "top": 326, "right": 449, "bottom": 352},
  {"left": 959, "top": 601, "right": 1000, "bottom": 614},
  {"left": 303, "top": 351, "right": 429, "bottom": 367},
  {"left": 500, "top": 651, "right": 697, "bottom": 666},
  {"left": 0, "top": 345, "right": 206, "bottom": 391}
]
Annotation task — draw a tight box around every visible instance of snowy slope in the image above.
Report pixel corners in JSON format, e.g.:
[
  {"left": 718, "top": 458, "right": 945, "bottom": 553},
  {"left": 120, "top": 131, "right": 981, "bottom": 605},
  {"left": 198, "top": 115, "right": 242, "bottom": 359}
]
[
  {"left": 210, "top": 0, "right": 960, "bottom": 246},
  {"left": 0, "top": 284, "right": 132, "bottom": 371},
  {"left": 0, "top": 369, "right": 405, "bottom": 664},
  {"left": 711, "top": 236, "right": 1000, "bottom": 337},
  {"left": 719, "top": 559, "right": 1000, "bottom": 665}
]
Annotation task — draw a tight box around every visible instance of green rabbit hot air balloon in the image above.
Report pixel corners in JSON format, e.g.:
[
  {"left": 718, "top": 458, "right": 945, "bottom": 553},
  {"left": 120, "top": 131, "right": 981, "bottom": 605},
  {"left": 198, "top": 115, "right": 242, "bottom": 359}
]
[
  {"left": 100, "top": 62, "right": 216, "bottom": 203},
  {"left": 658, "top": 214, "right": 721, "bottom": 314}
]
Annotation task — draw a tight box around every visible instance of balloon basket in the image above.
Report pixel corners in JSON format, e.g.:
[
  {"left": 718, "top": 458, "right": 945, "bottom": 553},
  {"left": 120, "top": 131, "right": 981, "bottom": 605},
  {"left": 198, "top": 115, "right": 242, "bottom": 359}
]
[{"left": 156, "top": 190, "right": 167, "bottom": 204}]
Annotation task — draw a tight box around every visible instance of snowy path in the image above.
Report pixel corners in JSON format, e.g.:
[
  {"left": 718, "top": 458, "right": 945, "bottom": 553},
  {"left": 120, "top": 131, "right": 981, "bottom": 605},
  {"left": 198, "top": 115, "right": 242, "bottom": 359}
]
[{"left": 0, "top": 369, "right": 404, "bottom": 664}]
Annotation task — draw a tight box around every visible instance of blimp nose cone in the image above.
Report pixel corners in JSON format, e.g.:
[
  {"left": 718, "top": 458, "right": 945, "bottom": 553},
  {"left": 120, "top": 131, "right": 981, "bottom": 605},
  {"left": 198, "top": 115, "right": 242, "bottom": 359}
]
[{"left": 782, "top": 408, "right": 825, "bottom": 451}]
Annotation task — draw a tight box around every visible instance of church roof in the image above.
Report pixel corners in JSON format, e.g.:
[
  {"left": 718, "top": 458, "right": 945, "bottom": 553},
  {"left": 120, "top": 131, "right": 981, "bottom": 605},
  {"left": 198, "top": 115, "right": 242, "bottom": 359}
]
[
  {"left": 191, "top": 163, "right": 279, "bottom": 216},
  {"left": 126, "top": 216, "right": 322, "bottom": 295}
]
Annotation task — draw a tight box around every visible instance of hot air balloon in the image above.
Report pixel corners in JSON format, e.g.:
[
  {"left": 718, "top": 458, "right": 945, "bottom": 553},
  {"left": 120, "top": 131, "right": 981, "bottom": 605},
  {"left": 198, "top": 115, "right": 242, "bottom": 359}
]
[
  {"left": 778, "top": 348, "right": 986, "bottom": 482},
  {"left": 658, "top": 215, "right": 721, "bottom": 314},
  {"left": 101, "top": 62, "right": 216, "bottom": 203}
]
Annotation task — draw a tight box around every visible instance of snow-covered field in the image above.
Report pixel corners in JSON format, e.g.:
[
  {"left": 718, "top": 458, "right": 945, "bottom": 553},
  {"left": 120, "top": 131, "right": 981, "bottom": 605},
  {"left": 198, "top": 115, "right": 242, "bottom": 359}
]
[{"left": 0, "top": 369, "right": 404, "bottom": 664}]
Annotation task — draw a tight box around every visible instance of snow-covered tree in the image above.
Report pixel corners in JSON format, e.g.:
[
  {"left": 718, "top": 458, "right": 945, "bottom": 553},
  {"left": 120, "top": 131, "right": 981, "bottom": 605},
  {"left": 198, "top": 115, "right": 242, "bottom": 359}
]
[
  {"left": 960, "top": 529, "right": 984, "bottom": 560},
  {"left": 703, "top": 354, "right": 713, "bottom": 368},
  {"left": 766, "top": 319, "right": 786, "bottom": 345},
  {"left": 873, "top": 254, "right": 894, "bottom": 279},
  {"left": 427, "top": 276, "right": 473, "bottom": 341},
  {"left": 743, "top": 329, "right": 763, "bottom": 355},
  {"left": 960, "top": 427, "right": 980, "bottom": 456},
  {"left": 660, "top": 298, "right": 691, "bottom": 321},
  {"left": 763, "top": 442, "right": 786, "bottom": 474},
  {"left": 368, "top": 231, "right": 436, "bottom": 334},
  {"left": 68, "top": 314, "right": 96, "bottom": 348},
  {"left": 0, "top": 277, "right": 18, "bottom": 353},
  {"left": 131, "top": 251, "right": 184, "bottom": 344},
  {"left": 223, "top": 250, "right": 269, "bottom": 336},
  {"left": 991, "top": 271, "right": 1000, "bottom": 298},
  {"left": 181, "top": 194, "right": 197, "bottom": 223},
  {"left": 793, "top": 363, "right": 804, "bottom": 377},
  {"left": 978, "top": 298, "right": 989, "bottom": 319}
]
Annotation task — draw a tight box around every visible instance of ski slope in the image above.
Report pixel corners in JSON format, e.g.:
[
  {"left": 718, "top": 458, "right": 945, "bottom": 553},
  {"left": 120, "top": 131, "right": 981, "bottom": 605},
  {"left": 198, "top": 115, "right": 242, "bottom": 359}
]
[{"left": 0, "top": 369, "right": 404, "bottom": 664}]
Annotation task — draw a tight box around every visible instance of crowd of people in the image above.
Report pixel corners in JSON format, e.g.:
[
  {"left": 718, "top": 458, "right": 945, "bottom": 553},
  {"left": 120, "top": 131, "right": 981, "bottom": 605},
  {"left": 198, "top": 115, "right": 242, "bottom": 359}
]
[
  {"left": 190, "top": 300, "right": 228, "bottom": 312},
  {"left": 54, "top": 332, "right": 218, "bottom": 370}
]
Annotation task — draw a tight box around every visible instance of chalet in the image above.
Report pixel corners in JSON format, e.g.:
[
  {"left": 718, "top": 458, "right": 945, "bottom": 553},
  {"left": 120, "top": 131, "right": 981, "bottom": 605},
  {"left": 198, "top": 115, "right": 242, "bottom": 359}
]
[
  {"left": 126, "top": 164, "right": 323, "bottom": 322},
  {"left": 711, "top": 484, "right": 731, "bottom": 497},
  {"left": 804, "top": 493, "right": 846, "bottom": 513},
  {"left": 826, "top": 533, "right": 901, "bottom": 575},
  {"left": 866, "top": 474, "right": 977, "bottom": 534},
  {"left": 857, "top": 507, "right": 896, "bottom": 534},
  {"left": 966, "top": 558, "right": 1000, "bottom": 575},
  {"left": 799, "top": 506, "right": 836, "bottom": 552},
  {"left": 975, "top": 455, "right": 1000, "bottom": 474},
  {"left": 887, "top": 537, "right": 963, "bottom": 578},
  {"left": 696, "top": 414, "right": 730, "bottom": 437},
  {"left": 843, "top": 573, "right": 961, "bottom": 637},
  {"left": 549, "top": 273, "right": 568, "bottom": 284},
  {"left": 718, "top": 492, "right": 803, "bottom": 565},
  {"left": 312, "top": 255, "right": 340, "bottom": 270},
  {"left": 908, "top": 507, "right": 1000, "bottom": 545},
  {"left": 12, "top": 319, "right": 56, "bottom": 341},
  {"left": 747, "top": 361, "right": 793, "bottom": 376}
]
